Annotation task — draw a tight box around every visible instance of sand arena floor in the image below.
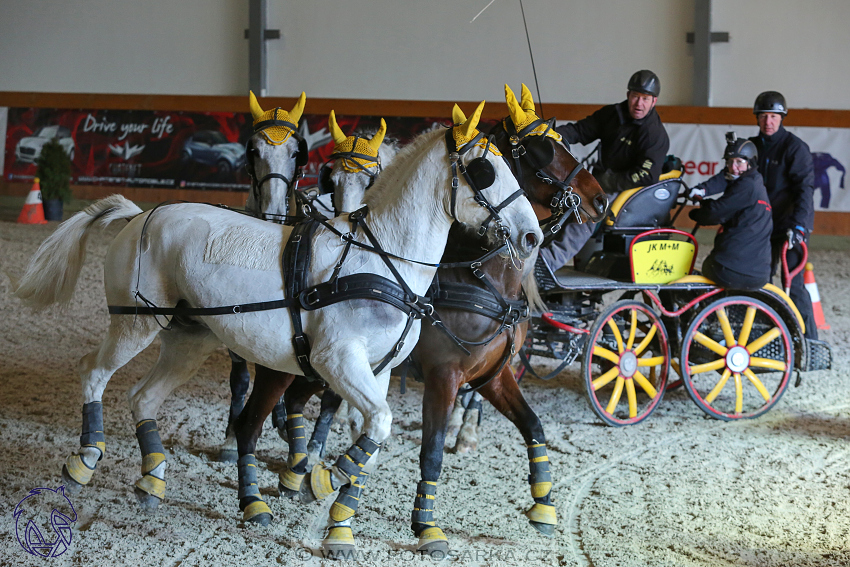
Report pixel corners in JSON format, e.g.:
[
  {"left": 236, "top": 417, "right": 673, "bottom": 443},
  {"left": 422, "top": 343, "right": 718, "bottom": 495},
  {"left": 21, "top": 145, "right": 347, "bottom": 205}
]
[{"left": 1, "top": 216, "right": 849, "bottom": 567}]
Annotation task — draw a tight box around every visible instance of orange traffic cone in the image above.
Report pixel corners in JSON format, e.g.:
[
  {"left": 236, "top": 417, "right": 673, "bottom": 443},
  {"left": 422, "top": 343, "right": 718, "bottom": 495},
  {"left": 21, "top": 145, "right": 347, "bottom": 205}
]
[
  {"left": 17, "top": 178, "right": 48, "bottom": 225},
  {"left": 804, "top": 263, "right": 830, "bottom": 330}
]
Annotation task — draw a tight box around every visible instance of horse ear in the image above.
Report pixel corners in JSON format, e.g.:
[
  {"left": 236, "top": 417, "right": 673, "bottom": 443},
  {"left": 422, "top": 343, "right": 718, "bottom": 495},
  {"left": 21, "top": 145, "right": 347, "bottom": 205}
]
[
  {"left": 369, "top": 119, "right": 387, "bottom": 152},
  {"left": 451, "top": 104, "right": 467, "bottom": 126},
  {"left": 289, "top": 92, "right": 307, "bottom": 125},
  {"left": 249, "top": 91, "right": 264, "bottom": 122},
  {"left": 456, "top": 101, "right": 485, "bottom": 141},
  {"left": 520, "top": 83, "right": 537, "bottom": 113},
  {"left": 505, "top": 85, "right": 527, "bottom": 128},
  {"left": 329, "top": 110, "right": 347, "bottom": 146}
]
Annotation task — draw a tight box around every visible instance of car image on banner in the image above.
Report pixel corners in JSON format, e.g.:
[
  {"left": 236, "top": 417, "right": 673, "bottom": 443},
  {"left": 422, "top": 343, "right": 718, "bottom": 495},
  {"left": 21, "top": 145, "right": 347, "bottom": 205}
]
[
  {"left": 15, "top": 125, "right": 75, "bottom": 163},
  {"left": 182, "top": 130, "right": 246, "bottom": 175}
]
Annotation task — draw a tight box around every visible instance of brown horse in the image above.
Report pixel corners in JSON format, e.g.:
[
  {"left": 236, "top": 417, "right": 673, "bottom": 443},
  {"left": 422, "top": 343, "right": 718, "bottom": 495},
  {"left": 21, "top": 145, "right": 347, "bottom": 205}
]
[{"left": 231, "top": 85, "right": 607, "bottom": 553}]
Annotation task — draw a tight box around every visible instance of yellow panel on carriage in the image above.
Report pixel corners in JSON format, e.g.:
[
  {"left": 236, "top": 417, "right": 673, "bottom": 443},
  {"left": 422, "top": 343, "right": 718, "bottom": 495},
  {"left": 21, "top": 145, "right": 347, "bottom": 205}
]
[{"left": 630, "top": 233, "right": 696, "bottom": 284}]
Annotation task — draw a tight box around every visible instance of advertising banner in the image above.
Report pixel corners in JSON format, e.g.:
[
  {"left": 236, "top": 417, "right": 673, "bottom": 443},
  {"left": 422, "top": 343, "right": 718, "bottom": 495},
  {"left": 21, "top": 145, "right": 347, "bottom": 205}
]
[{"left": 3, "top": 108, "right": 451, "bottom": 192}]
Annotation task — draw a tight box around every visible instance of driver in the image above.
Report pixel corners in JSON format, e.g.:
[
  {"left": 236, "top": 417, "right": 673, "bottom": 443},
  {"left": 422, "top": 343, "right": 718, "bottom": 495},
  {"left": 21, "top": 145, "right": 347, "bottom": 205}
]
[
  {"left": 539, "top": 70, "right": 670, "bottom": 275},
  {"left": 687, "top": 133, "right": 773, "bottom": 290}
]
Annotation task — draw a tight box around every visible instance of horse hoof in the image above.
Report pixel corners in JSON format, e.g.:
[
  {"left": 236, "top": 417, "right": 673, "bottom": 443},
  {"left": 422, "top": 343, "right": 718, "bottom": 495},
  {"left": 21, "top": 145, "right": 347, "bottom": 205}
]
[
  {"left": 278, "top": 481, "right": 300, "bottom": 500},
  {"left": 418, "top": 540, "right": 449, "bottom": 560},
  {"left": 454, "top": 438, "right": 477, "bottom": 454},
  {"left": 276, "top": 427, "right": 289, "bottom": 442},
  {"left": 246, "top": 512, "right": 272, "bottom": 527},
  {"left": 218, "top": 449, "right": 239, "bottom": 463},
  {"left": 61, "top": 466, "right": 84, "bottom": 494},
  {"left": 307, "top": 439, "right": 325, "bottom": 460},
  {"left": 134, "top": 487, "right": 161, "bottom": 512},
  {"left": 529, "top": 520, "right": 555, "bottom": 537},
  {"left": 323, "top": 526, "right": 356, "bottom": 560}
]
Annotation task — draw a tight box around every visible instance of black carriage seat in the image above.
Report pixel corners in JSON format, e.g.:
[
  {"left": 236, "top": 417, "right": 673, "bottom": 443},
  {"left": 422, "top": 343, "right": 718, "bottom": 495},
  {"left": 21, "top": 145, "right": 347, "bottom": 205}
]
[{"left": 606, "top": 170, "right": 684, "bottom": 230}]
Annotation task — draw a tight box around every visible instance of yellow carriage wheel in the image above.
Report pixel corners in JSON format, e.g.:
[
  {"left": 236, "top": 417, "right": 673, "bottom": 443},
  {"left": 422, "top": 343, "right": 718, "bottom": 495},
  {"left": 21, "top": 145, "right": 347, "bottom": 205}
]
[
  {"left": 680, "top": 296, "right": 793, "bottom": 420},
  {"left": 581, "top": 300, "right": 670, "bottom": 426}
]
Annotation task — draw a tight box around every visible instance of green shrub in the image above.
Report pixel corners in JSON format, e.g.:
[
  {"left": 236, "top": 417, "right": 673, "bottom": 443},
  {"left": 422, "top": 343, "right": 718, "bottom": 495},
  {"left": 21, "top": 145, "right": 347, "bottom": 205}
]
[{"left": 36, "top": 138, "right": 72, "bottom": 202}]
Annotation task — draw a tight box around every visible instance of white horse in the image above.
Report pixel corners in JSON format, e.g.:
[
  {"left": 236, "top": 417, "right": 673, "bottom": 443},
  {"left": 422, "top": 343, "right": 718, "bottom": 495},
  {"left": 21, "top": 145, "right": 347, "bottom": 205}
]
[{"left": 15, "top": 96, "right": 542, "bottom": 553}]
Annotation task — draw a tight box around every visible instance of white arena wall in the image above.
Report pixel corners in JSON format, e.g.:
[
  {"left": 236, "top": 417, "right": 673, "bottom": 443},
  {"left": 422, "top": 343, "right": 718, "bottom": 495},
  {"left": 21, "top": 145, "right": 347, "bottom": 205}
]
[{"left": 1, "top": 1, "right": 850, "bottom": 110}]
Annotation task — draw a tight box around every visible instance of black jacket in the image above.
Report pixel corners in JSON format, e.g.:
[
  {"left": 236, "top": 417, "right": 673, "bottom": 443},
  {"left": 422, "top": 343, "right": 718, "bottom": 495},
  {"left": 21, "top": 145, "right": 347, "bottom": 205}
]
[
  {"left": 555, "top": 100, "right": 669, "bottom": 192},
  {"left": 749, "top": 126, "right": 815, "bottom": 236},
  {"left": 689, "top": 167, "right": 773, "bottom": 287}
]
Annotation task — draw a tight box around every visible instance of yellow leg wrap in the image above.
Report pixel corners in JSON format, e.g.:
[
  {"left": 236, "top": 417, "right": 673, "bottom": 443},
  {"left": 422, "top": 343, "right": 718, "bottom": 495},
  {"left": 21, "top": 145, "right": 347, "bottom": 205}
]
[
  {"left": 83, "top": 441, "right": 106, "bottom": 457},
  {"left": 243, "top": 500, "right": 272, "bottom": 522},
  {"left": 325, "top": 526, "right": 355, "bottom": 546},
  {"left": 525, "top": 502, "right": 557, "bottom": 526},
  {"left": 531, "top": 481, "right": 553, "bottom": 499},
  {"left": 330, "top": 501, "right": 356, "bottom": 522},
  {"left": 65, "top": 454, "right": 95, "bottom": 485},
  {"left": 135, "top": 474, "right": 166, "bottom": 500},
  {"left": 310, "top": 464, "right": 336, "bottom": 500},
  {"left": 419, "top": 526, "right": 448, "bottom": 543},
  {"left": 279, "top": 467, "right": 306, "bottom": 492},
  {"left": 141, "top": 452, "right": 166, "bottom": 475}
]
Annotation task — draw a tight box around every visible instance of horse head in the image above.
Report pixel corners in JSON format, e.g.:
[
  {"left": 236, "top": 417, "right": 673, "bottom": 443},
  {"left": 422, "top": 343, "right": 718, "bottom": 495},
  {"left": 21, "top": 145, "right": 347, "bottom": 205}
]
[
  {"left": 491, "top": 84, "right": 609, "bottom": 243},
  {"left": 244, "top": 90, "right": 307, "bottom": 221},
  {"left": 447, "top": 101, "right": 542, "bottom": 260},
  {"left": 326, "top": 111, "right": 389, "bottom": 214}
]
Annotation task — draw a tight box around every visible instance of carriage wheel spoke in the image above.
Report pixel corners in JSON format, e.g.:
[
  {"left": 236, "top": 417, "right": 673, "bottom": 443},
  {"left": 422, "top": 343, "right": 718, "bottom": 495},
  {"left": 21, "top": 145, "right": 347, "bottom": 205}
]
[
  {"left": 634, "top": 324, "right": 658, "bottom": 356},
  {"left": 746, "top": 327, "right": 781, "bottom": 354},
  {"left": 637, "top": 356, "right": 665, "bottom": 367},
  {"left": 716, "top": 307, "right": 737, "bottom": 347},
  {"left": 633, "top": 370, "right": 658, "bottom": 399},
  {"left": 734, "top": 372, "right": 743, "bottom": 414},
  {"left": 704, "top": 369, "right": 732, "bottom": 404},
  {"left": 592, "top": 366, "right": 620, "bottom": 390},
  {"left": 749, "top": 357, "right": 787, "bottom": 372},
  {"left": 593, "top": 345, "right": 620, "bottom": 365},
  {"left": 743, "top": 368, "right": 771, "bottom": 401},
  {"left": 694, "top": 332, "right": 728, "bottom": 357},
  {"left": 625, "top": 378, "right": 637, "bottom": 418},
  {"left": 605, "top": 376, "right": 625, "bottom": 414},
  {"left": 738, "top": 307, "right": 757, "bottom": 346},
  {"left": 607, "top": 319, "right": 624, "bottom": 353},
  {"left": 625, "top": 309, "right": 637, "bottom": 351},
  {"left": 688, "top": 358, "right": 726, "bottom": 375}
]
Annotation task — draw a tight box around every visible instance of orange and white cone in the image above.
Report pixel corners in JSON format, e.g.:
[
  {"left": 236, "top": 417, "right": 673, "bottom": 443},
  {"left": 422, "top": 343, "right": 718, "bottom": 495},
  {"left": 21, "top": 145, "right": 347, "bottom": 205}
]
[
  {"left": 804, "top": 263, "right": 830, "bottom": 330},
  {"left": 17, "top": 177, "right": 48, "bottom": 225}
]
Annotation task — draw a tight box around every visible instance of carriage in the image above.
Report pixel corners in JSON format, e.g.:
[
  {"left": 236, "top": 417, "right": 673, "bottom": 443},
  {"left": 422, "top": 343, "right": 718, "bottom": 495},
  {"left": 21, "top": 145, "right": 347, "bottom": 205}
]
[{"left": 518, "top": 165, "right": 834, "bottom": 426}]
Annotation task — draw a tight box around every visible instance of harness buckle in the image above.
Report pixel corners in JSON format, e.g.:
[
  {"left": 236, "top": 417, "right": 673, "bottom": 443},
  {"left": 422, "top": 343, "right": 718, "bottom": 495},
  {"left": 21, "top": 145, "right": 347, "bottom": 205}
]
[
  {"left": 303, "top": 289, "right": 320, "bottom": 306},
  {"left": 232, "top": 305, "right": 242, "bottom": 314},
  {"left": 292, "top": 234, "right": 302, "bottom": 243},
  {"left": 511, "top": 146, "right": 526, "bottom": 159},
  {"left": 472, "top": 268, "right": 485, "bottom": 279},
  {"left": 451, "top": 177, "right": 459, "bottom": 189},
  {"left": 477, "top": 225, "right": 488, "bottom": 237}
]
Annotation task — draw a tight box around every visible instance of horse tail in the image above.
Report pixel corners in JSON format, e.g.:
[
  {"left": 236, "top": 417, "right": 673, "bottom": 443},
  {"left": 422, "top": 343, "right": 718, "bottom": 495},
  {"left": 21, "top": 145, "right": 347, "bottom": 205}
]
[{"left": 14, "top": 195, "right": 144, "bottom": 310}]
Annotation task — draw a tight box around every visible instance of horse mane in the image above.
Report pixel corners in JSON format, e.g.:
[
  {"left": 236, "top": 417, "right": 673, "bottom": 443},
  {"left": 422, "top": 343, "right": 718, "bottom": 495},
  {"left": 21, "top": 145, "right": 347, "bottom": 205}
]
[{"left": 362, "top": 127, "right": 445, "bottom": 205}]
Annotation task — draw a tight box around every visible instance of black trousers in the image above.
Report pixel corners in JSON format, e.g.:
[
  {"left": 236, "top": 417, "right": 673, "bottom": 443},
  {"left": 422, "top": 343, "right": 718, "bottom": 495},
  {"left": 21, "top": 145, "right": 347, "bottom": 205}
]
[{"left": 771, "top": 239, "right": 818, "bottom": 340}]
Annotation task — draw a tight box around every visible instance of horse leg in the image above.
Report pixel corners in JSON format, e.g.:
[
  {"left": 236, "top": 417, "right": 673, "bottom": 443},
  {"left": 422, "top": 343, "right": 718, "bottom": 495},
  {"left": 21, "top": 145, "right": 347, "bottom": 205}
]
[
  {"left": 478, "top": 365, "right": 557, "bottom": 536},
  {"left": 233, "top": 364, "right": 294, "bottom": 525},
  {"left": 126, "top": 324, "right": 221, "bottom": 512},
  {"left": 445, "top": 395, "right": 465, "bottom": 439},
  {"left": 306, "top": 341, "right": 393, "bottom": 555},
  {"left": 276, "top": 376, "right": 325, "bottom": 498},
  {"left": 411, "top": 365, "right": 462, "bottom": 556},
  {"left": 220, "top": 350, "right": 251, "bottom": 463},
  {"left": 61, "top": 316, "right": 161, "bottom": 494},
  {"left": 454, "top": 391, "right": 484, "bottom": 454},
  {"left": 271, "top": 395, "right": 288, "bottom": 441},
  {"left": 307, "top": 388, "right": 343, "bottom": 462}
]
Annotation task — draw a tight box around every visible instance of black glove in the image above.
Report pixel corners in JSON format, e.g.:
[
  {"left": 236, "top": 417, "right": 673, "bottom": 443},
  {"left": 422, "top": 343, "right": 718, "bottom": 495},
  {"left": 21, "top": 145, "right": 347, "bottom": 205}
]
[{"left": 788, "top": 226, "right": 807, "bottom": 249}]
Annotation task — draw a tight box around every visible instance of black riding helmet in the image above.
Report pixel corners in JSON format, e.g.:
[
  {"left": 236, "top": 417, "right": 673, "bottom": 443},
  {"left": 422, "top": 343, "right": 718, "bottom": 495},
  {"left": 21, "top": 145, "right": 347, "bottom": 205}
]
[
  {"left": 723, "top": 132, "right": 758, "bottom": 167},
  {"left": 753, "top": 91, "right": 787, "bottom": 115},
  {"left": 627, "top": 70, "right": 661, "bottom": 97}
]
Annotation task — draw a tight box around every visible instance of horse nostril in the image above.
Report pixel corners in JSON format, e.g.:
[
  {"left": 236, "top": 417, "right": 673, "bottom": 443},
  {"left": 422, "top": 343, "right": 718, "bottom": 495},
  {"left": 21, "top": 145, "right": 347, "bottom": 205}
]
[
  {"left": 525, "top": 232, "right": 539, "bottom": 250},
  {"left": 594, "top": 194, "right": 609, "bottom": 214}
]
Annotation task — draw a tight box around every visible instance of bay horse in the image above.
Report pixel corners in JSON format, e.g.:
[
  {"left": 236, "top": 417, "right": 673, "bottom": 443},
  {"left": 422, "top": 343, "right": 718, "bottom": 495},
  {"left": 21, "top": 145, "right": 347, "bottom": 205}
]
[{"left": 14, "top": 94, "right": 542, "bottom": 555}]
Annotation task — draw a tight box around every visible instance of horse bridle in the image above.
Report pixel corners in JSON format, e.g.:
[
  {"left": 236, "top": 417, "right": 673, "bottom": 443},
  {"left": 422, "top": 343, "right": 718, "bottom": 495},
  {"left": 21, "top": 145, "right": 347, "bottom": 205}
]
[
  {"left": 498, "top": 116, "right": 587, "bottom": 237},
  {"left": 445, "top": 128, "right": 524, "bottom": 242},
  {"left": 245, "top": 108, "right": 308, "bottom": 217}
]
